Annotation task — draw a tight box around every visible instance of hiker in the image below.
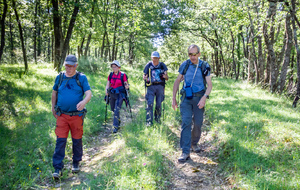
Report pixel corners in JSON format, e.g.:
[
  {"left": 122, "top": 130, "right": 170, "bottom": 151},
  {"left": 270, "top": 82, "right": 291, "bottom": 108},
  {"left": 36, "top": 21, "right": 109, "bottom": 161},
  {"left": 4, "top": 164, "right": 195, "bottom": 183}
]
[
  {"left": 51, "top": 55, "right": 92, "bottom": 178},
  {"left": 143, "top": 51, "right": 168, "bottom": 125},
  {"left": 105, "top": 60, "right": 129, "bottom": 133},
  {"left": 172, "top": 45, "right": 212, "bottom": 162}
]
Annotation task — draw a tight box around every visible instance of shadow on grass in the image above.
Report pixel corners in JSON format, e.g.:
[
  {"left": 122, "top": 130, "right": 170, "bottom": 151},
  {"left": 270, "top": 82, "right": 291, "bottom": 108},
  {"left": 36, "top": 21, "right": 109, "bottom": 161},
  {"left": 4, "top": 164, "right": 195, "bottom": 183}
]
[{"left": 208, "top": 78, "right": 300, "bottom": 189}]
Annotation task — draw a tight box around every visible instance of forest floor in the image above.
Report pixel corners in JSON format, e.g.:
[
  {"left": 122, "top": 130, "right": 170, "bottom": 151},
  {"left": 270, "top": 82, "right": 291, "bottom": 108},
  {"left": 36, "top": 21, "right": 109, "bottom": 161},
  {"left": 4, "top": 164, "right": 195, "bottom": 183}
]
[{"left": 54, "top": 97, "right": 232, "bottom": 189}]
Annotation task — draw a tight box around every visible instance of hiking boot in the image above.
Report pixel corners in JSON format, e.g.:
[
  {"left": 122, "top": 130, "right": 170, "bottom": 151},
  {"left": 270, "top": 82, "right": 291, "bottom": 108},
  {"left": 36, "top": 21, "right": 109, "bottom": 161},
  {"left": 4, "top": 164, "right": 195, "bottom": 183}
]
[
  {"left": 191, "top": 144, "right": 201, "bottom": 153},
  {"left": 178, "top": 153, "right": 190, "bottom": 162},
  {"left": 72, "top": 162, "right": 80, "bottom": 173},
  {"left": 113, "top": 126, "right": 119, "bottom": 133},
  {"left": 52, "top": 168, "right": 62, "bottom": 179}
]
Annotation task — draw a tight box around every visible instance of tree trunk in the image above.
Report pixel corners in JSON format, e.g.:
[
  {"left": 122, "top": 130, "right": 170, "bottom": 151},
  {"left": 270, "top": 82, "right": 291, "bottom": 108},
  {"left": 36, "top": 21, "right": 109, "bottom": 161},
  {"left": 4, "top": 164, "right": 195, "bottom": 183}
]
[
  {"left": 248, "top": 8, "right": 258, "bottom": 84},
  {"left": 59, "top": 0, "right": 79, "bottom": 69},
  {"left": 236, "top": 26, "right": 242, "bottom": 80},
  {"left": 0, "top": 0, "right": 7, "bottom": 63},
  {"left": 128, "top": 33, "right": 135, "bottom": 65},
  {"left": 263, "top": 0, "right": 277, "bottom": 92},
  {"left": 230, "top": 30, "right": 236, "bottom": 79},
  {"left": 52, "top": 0, "right": 79, "bottom": 71},
  {"left": 52, "top": 0, "right": 62, "bottom": 70},
  {"left": 291, "top": 0, "right": 300, "bottom": 107},
  {"left": 78, "top": 36, "right": 85, "bottom": 58},
  {"left": 12, "top": 0, "right": 28, "bottom": 72},
  {"left": 278, "top": 13, "right": 293, "bottom": 94},
  {"left": 84, "top": 0, "right": 96, "bottom": 57}
]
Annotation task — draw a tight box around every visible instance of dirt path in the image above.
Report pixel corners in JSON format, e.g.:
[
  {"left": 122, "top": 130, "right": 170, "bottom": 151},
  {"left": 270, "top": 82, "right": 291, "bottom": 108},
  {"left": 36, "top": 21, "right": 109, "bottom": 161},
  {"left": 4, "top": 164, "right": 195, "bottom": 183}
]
[
  {"left": 52, "top": 98, "right": 231, "bottom": 189},
  {"left": 167, "top": 117, "right": 231, "bottom": 189}
]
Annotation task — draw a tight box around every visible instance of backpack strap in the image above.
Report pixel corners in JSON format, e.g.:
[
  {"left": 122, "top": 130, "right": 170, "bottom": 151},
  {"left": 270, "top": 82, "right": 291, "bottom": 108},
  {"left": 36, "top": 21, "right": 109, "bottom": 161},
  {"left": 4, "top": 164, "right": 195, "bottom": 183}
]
[
  {"left": 182, "top": 61, "right": 190, "bottom": 76},
  {"left": 109, "top": 71, "right": 127, "bottom": 88},
  {"left": 201, "top": 61, "right": 207, "bottom": 90},
  {"left": 57, "top": 71, "right": 83, "bottom": 92},
  {"left": 75, "top": 71, "right": 84, "bottom": 93},
  {"left": 109, "top": 72, "right": 113, "bottom": 81},
  {"left": 181, "top": 59, "right": 209, "bottom": 90},
  {"left": 58, "top": 71, "right": 64, "bottom": 89}
]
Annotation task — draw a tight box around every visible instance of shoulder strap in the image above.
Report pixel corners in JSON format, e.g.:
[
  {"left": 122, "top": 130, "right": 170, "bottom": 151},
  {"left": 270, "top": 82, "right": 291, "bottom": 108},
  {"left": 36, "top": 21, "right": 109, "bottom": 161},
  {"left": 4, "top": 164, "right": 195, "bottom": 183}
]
[
  {"left": 182, "top": 60, "right": 190, "bottom": 76},
  {"left": 201, "top": 61, "right": 207, "bottom": 90},
  {"left": 109, "top": 72, "right": 113, "bottom": 81},
  {"left": 75, "top": 71, "right": 84, "bottom": 93},
  {"left": 75, "top": 71, "right": 82, "bottom": 88},
  {"left": 58, "top": 71, "right": 64, "bottom": 88}
]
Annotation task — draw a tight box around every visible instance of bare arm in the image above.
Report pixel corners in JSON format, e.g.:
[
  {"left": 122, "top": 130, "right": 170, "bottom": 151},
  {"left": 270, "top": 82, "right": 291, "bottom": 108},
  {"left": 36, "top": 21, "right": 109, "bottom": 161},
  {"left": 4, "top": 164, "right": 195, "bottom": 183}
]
[
  {"left": 197, "top": 75, "right": 212, "bottom": 109},
  {"left": 51, "top": 90, "right": 58, "bottom": 119},
  {"left": 105, "top": 81, "right": 110, "bottom": 95},
  {"left": 163, "top": 71, "right": 169, "bottom": 81},
  {"left": 77, "top": 90, "right": 92, "bottom": 111},
  {"left": 172, "top": 74, "right": 183, "bottom": 110}
]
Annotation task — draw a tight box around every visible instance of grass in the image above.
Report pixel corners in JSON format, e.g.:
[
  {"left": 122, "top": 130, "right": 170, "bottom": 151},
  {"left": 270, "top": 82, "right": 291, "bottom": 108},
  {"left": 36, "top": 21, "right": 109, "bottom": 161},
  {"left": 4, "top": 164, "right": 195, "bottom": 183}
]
[
  {"left": 0, "top": 63, "right": 300, "bottom": 189},
  {"left": 206, "top": 78, "right": 300, "bottom": 189}
]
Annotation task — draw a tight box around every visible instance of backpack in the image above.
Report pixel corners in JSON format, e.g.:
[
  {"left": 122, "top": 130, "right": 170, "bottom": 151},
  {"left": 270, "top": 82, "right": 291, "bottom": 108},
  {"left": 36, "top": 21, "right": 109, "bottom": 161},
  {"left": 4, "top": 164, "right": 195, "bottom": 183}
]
[
  {"left": 145, "top": 62, "right": 166, "bottom": 87},
  {"left": 182, "top": 59, "right": 210, "bottom": 90},
  {"left": 58, "top": 71, "right": 83, "bottom": 92},
  {"left": 109, "top": 71, "right": 128, "bottom": 89}
]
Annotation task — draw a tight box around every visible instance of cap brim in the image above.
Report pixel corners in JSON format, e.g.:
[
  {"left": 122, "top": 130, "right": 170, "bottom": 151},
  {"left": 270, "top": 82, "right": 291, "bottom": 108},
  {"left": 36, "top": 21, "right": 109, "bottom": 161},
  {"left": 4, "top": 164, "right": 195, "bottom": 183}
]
[{"left": 64, "top": 61, "right": 76, "bottom": 65}]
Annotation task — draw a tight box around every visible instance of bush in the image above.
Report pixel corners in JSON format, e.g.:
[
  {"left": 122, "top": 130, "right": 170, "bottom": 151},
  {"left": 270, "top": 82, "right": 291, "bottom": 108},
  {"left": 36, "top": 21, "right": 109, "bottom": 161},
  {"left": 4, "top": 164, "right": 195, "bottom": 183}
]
[{"left": 78, "top": 56, "right": 110, "bottom": 73}]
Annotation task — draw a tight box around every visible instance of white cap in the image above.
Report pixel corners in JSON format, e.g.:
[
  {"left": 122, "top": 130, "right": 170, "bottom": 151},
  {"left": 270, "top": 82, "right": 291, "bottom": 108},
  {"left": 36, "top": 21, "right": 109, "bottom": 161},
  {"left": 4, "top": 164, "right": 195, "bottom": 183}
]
[{"left": 111, "top": 60, "right": 120, "bottom": 67}]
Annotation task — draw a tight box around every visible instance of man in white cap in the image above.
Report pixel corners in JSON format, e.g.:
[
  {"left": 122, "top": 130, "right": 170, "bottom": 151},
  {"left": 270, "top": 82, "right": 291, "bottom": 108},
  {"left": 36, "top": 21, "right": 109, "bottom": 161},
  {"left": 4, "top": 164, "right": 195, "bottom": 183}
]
[
  {"left": 143, "top": 51, "right": 168, "bottom": 125},
  {"left": 105, "top": 60, "right": 129, "bottom": 133},
  {"left": 51, "top": 55, "right": 92, "bottom": 178}
]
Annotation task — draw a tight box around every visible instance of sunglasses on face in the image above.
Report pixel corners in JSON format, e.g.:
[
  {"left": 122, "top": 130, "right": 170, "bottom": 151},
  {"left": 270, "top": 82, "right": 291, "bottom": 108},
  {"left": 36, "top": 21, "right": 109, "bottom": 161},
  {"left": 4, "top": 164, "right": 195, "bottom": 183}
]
[
  {"left": 65, "top": 64, "right": 76, "bottom": 68},
  {"left": 188, "top": 52, "right": 199, "bottom": 56}
]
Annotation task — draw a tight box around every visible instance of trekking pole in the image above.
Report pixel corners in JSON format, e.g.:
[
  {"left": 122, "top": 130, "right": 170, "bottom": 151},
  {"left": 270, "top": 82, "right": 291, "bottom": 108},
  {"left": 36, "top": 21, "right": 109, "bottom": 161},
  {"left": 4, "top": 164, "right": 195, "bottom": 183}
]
[
  {"left": 104, "top": 95, "right": 109, "bottom": 127},
  {"left": 163, "top": 85, "right": 165, "bottom": 122},
  {"left": 144, "top": 80, "right": 147, "bottom": 125},
  {"left": 126, "top": 89, "right": 133, "bottom": 119}
]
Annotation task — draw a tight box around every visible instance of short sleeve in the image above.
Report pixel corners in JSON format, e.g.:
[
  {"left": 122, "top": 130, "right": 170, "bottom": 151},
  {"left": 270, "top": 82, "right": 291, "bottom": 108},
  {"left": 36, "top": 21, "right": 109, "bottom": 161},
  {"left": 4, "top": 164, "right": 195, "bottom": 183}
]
[
  {"left": 143, "top": 62, "right": 151, "bottom": 74},
  {"left": 162, "top": 62, "right": 168, "bottom": 71},
  {"left": 204, "top": 62, "right": 211, "bottom": 77},
  {"left": 178, "top": 60, "right": 188, "bottom": 75},
  {"left": 80, "top": 74, "right": 91, "bottom": 92},
  {"left": 123, "top": 73, "right": 128, "bottom": 82},
  {"left": 52, "top": 75, "right": 60, "bottom": 91}
]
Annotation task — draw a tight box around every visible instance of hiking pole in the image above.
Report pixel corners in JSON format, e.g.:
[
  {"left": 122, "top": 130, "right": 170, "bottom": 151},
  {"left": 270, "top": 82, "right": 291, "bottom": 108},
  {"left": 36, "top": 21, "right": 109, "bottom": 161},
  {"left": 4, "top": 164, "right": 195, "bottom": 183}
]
[
  {"left": 163, "top": 86, "right": 165, "bottom": 122},
  {"left": 104, "top": 94, "right": 109, "bottom": 127},
  {"left": 144, "top": 80, "right": 147, "bottom": 125},
  {"left": 126, "top": 89, "right": 133, "bottom": 119}
]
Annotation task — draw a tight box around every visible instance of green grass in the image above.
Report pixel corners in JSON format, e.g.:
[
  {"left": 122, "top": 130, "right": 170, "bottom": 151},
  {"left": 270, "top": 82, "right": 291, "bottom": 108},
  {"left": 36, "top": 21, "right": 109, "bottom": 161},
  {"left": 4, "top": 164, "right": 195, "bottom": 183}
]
[
  {"left": 1, "top": 63, "right": 300, "bottom": 189},
  {"left": 207, "top": 78, "right": 300, "bottom": 189}
]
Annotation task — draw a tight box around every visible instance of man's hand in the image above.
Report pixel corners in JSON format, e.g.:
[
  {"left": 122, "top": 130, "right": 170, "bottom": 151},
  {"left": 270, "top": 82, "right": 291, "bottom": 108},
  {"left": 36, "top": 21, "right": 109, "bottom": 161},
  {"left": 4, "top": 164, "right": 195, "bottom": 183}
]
[
  {"left": 172, "top": 98, "right": 178, "bottom": 110},
  {"left": 76, "top": 101, "right": 86, "bottom": 111},
  {"left": 143, "top": 74, "right": 148, "bottom": 80},
  {"left": 52, "top": 108, "right": 58, "bottom": 119},
  {"left": 197, "top": 96, "right": 206, "bottom": 109}
]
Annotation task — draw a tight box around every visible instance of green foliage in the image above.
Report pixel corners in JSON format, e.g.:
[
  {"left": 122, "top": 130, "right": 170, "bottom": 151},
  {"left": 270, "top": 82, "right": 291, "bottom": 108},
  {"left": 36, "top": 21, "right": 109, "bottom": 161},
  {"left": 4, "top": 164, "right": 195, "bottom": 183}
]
[{"left": 77, "top": 56, "right": 110, "bottom": 73}]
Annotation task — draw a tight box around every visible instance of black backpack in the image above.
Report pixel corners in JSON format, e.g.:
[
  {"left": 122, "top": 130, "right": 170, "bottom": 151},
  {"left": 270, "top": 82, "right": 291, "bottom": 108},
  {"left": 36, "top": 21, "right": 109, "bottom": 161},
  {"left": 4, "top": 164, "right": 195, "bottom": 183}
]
[
  {"left": 57, "top": 71, "right": 83, "bottom": 92},
  {"left": 182, "top": 60, "right": 210, "bottom": 90}
]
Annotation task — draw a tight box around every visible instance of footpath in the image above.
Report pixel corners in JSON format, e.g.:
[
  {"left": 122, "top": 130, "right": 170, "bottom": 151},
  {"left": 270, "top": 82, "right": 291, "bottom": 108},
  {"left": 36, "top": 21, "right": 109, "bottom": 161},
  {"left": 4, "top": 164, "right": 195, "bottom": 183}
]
[{"left": 53, "top": 97, "right": 231, "bottom": 189}]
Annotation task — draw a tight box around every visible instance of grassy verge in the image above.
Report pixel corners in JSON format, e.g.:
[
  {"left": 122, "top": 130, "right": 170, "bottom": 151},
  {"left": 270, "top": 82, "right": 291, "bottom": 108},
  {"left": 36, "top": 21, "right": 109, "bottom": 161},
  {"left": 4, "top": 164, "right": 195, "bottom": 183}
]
[{"left": 206, "top": 78, "right": 300, "bottom": 189}]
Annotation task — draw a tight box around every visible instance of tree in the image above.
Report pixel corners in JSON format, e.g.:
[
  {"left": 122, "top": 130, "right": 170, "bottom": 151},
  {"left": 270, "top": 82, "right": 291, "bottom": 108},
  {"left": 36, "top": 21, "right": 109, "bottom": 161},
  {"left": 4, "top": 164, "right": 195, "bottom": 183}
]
[
  {"left": 0, "top": 0, "right": 7, "bottom": 62},
  {"left": 52, "top": 0, "right": 79, "bottom": 71},
  {"left": 12, "top": 0, "right": 28, "bottom": 72}
]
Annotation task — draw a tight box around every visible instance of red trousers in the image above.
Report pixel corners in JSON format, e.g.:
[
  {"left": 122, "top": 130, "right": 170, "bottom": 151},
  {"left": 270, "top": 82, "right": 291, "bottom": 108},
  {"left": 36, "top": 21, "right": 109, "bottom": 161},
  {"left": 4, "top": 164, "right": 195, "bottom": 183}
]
[{"left": 55, "top": 114, "right": 83, "bottom": 139}]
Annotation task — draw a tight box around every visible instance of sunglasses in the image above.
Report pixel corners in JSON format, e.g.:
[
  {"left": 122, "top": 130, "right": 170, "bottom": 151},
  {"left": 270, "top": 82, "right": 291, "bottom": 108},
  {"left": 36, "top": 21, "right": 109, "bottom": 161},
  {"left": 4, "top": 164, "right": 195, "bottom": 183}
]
[
  {"left": 188, "top": 52, "right": 199, "bottom": 56},
  {"left": 65, "top": 64, "right": 76, "bottom": 68}
]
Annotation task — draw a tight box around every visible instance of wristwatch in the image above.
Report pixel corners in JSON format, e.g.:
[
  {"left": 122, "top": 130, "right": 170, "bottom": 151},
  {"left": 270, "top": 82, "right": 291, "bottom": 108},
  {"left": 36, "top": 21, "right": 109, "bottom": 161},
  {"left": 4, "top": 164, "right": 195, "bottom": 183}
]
[{"left": 204, "top": 94, "right": 209, "bottom": 99}]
